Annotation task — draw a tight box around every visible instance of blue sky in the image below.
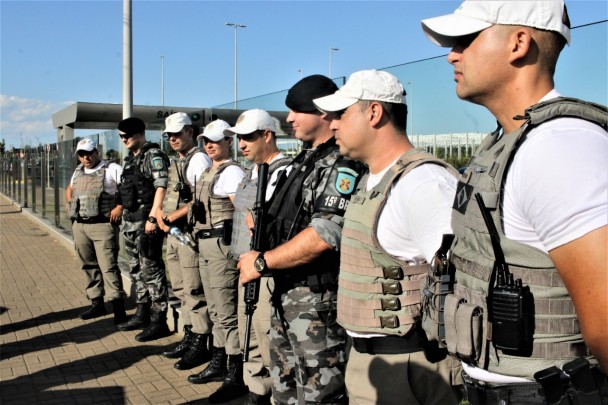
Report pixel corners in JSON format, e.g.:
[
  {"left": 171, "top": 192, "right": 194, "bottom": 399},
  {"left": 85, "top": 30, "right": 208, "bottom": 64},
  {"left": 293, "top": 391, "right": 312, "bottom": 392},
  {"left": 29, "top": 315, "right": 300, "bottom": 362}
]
[{"left": 1, "top": 0, "right": 606, "bottom": 147}]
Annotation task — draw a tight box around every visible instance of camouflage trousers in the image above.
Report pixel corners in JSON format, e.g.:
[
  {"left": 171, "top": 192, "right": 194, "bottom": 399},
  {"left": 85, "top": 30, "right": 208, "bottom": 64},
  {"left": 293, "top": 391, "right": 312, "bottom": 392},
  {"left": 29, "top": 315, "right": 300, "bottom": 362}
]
[
  {"left": 269, "top": 286, "right": 346, "bottom": 405},
  {"left": 122, "top": 227, "right": 168, "bottom": 313}
]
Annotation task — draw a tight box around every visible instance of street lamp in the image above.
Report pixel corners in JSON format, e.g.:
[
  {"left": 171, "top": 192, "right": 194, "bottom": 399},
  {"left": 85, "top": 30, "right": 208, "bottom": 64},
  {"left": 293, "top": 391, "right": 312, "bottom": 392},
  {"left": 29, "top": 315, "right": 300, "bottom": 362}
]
[
  {"left": 329, "top": 47, "right": 339, "bottom": 79},
  {"left": 160, "top": 55, "right": 165, "bottom": 106},
  {"left": 298, "top": 68, "right": 303, "bottom": 79},
  {"left": 407, "top": 81, "right": 414, "bottom": 138},
  {"left": 226, "top": 22, "right": 246, "bottom": 110}
]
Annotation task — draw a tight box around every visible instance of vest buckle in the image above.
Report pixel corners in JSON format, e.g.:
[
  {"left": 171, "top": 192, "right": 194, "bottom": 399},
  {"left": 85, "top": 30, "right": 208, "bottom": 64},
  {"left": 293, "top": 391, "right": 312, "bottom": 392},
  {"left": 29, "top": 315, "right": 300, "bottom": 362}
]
[
  {"left": 381, "top": 298, "right": 401, "bottom": 311},
  {"left": 383, "top": 266, "right": 404, "bottom": 280},
  {"left": 380, "top": 315, "right": 399, "bottom": 329},
  {"left": 382, "top": 282, "right": 402, "bottom": 295}
]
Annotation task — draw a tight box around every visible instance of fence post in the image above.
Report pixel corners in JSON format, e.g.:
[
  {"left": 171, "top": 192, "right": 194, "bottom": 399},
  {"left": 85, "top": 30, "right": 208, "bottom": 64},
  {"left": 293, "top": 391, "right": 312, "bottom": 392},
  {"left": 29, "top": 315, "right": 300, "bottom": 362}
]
[
  {"left": 31, "top": 153, "right": 37, "bottom": 213},
  {"left": 54, "top": 149, "right": 60, "bottom": 227},
  {"left": 42, "top": 152, "right": 47, "bottom": 218}
]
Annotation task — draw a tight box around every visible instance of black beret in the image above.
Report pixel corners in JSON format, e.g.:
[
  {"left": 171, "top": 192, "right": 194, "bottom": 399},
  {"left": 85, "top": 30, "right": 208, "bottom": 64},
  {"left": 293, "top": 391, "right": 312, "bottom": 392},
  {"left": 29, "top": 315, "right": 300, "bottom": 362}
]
[
  {"left": 117, "top": 117, "right": 146, "bottom": 135},
  {"left": 285, "top": 75, "right": 339, "bottom": 113}
]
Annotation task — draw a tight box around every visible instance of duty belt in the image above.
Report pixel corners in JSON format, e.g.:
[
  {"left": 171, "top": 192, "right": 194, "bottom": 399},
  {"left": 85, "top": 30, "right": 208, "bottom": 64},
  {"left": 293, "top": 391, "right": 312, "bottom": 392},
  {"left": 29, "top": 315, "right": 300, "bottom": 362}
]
[
  {"left": 75, "top": 217, "right": 111, "bottom": 224},
  {"left": 194, "top": 228, "right": 224, "bottom": 239},
  {"left": 352, "top": 330, "right": 423, "bottom": 355}
]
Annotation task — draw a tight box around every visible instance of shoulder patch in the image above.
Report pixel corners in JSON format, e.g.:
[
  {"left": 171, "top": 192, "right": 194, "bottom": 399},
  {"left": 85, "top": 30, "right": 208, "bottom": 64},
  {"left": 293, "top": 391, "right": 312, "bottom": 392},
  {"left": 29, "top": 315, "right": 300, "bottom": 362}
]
[
  {"left": 336, "top": 167, "right": 358, "bottom": 195},
  {"left": 152, "top": 156, "right": 166, "bottom": 170}
]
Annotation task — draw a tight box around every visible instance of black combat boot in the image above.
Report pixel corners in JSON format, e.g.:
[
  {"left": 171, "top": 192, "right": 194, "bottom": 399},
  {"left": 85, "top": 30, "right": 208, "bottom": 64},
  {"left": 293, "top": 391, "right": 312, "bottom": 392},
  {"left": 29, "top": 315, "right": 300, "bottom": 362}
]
[
  {"left": 111, "top": 298, "right": 128, "bottom": 325},
  {"left": 245, "top": 392, "right": 272, "bottom": 405},
  {"left": 80, "top": 297, "right": 107, "bottom": 320},
  {"left": 187, "top": 347, "right": 227, "bottom": 384},
  {"left": 135, "top": 310, "right": 171, "bottom": 342},
  {"left": 174, "top": 333, "right": 212, "bottom": 370},
  {"left": 163, "top": 324, "right": 194, "bottom": 359},
  {"left": 117, "top": 303, "right": 150, "bottom": 331},
  {"left": 209, "top": 354, "right": 248, "bottom": 403}
]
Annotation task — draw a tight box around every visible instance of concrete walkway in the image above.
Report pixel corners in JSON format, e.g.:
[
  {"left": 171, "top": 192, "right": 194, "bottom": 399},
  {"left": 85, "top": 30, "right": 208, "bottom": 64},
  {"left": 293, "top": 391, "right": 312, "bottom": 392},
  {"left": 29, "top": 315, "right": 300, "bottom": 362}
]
[{"left": 0, "top": 194, "right": 245, "bottom": 404}]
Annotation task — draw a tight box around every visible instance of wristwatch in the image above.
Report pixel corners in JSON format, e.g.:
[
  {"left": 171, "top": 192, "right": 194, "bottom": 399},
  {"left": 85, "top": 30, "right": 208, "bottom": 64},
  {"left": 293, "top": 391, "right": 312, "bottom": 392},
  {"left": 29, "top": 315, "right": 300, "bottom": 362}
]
[
  {"left": 254, "top": 252, "right": 268, "bottom": 275},
  {"left": 163, "top": 216, "right": 171, "bottom": 226},
  {"left": 147, "top": 216, "right": 157, "bottom": 224}
]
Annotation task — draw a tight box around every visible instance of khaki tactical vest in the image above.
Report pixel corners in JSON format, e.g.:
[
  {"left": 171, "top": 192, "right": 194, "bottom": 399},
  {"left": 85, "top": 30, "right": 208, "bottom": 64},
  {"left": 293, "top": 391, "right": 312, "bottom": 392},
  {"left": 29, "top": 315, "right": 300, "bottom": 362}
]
[
  {"left": 339, "top": 149, "right": 457, "bottom": 336},
  {"left": 231, "top": 159, "right": 290, "bottom": 257},
  {"left": 191, "top": 161, "right": 239, "bottom": 231},
  {"left": 447, "top": 97, "right": 607, "bottom": 378},
  {"left": 163, "top": 148, "right": 199, "bottom": 221},
  {"left": 69, "top": 161, "right": 116, "bottom": 220}
]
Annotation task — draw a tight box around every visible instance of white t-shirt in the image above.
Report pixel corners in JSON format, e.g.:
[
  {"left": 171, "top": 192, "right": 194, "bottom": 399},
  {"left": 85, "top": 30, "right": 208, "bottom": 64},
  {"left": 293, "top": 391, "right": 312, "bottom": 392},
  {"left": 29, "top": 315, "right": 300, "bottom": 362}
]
[
  {"left": 348, "top": 157, "right": 457, "bottom": 338},
  {"left": 70, "top": 161, "right": 123, "bottom": 195},
  {"left": 212, "top": 160, "right": 246, "bottom": 197},
  {"left": 250, "top": 153, "right": 292, "bottom": 201},
  {"left": 186, "top": 152, "right": 212, "bottom": 185},
  {"left": 464, "top": 90, "right": 608, "bottom": 383}
]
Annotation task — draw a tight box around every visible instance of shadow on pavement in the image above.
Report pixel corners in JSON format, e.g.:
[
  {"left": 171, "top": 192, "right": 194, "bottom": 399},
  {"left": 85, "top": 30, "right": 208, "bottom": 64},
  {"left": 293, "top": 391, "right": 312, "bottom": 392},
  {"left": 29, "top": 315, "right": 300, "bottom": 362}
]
[
  {"left": 1, "top": 346, "right": 156, "bottom": 405},
  {"left": 1, "top": 314, "right": 135, "bottom": 360}
]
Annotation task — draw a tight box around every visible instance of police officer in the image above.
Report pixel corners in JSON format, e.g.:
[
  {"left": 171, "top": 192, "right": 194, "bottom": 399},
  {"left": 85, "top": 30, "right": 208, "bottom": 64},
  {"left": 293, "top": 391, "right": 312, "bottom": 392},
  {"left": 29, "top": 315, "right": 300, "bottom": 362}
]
[
  {"left": 421, "top": 1, "right": 607, "bottom": 403},
  {"left": 314, "top": 70, "right": 461, "bottom": 404},
  {"left": 239, "top": 75, "right": 365, "bottom": 405},
  {"left": 66, "top": 138, "right": 128, "bottom": 324},
  {"left": 116, "top": 117, "right": 172, "bottom": 342},
  {"left": 186, "top": 120, "right": 247, "bottom": 404},
  {"left": 157, "top": 112, "right": 213, "bottom": 370},
  {"left": 226, "top": 109, "right": 291, "bottom": 405}
]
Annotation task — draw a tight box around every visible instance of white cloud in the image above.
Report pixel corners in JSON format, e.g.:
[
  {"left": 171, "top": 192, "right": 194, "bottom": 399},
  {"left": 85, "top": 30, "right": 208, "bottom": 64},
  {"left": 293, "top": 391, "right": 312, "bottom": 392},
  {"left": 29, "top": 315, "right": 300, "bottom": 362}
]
[{"left": 0, "top": 95, "right": 72, "bottom": 148}]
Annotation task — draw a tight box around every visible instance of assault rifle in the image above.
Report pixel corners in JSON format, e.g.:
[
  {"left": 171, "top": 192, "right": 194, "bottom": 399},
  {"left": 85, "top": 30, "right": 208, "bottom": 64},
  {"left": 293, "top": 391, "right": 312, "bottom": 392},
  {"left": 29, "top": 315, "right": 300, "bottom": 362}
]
[{"left": 243, "top": 163, "right": 269, "bottom": 362}]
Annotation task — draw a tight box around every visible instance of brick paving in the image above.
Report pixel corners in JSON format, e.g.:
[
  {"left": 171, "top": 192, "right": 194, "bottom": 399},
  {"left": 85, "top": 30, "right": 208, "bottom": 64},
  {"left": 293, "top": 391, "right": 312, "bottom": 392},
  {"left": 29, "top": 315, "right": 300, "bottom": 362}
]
[{"left": 0, "top": 194, "right": 245, "bottom": 405}]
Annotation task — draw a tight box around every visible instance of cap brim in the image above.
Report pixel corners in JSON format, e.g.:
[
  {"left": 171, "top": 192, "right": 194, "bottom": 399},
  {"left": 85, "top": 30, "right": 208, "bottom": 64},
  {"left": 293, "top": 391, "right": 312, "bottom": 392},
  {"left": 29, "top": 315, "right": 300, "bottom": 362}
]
[
  {"left": 421, "top": 14, "right": 491, "bottom": 47},
  {"left": 313, "top": 94, "right": 358, "bottom": 113},
  {"left": 223, "top": 125, "right": 255, "bottom": 136}
]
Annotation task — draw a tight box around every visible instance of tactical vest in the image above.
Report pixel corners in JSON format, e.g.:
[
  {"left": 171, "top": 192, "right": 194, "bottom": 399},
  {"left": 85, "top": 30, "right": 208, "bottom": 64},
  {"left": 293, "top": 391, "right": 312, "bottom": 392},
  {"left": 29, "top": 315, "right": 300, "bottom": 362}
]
[
  {"left": 231, "top": 158, "right": 291, "bottom": 257},
  {"left": 339, "top": 149, "right": 457, "bottom": 336},
  {"left": 191, "top": 161, "right": 239, "bottom": 231},
  {"left": 163, "top": 147, "right": 200, "bottom": 227},
  {"left": 266, "top": 139, "right": 343, "bottom": 294},
  {"left": 69, "top": 161, "right": 116, "bottom": 221},
  {"left": 120, "top": 143, "right": 163, "bottom": 222},
  {"left": 447, "top": 97, "right": 607, "bottom": 378}
]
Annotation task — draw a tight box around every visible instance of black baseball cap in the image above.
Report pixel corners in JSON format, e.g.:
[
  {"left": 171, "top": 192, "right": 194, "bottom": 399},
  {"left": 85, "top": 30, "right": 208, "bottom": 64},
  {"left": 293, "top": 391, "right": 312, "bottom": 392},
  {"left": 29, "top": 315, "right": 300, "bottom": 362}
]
[{"left": 285, "top": 75, "right": 339, "bottom": 113}]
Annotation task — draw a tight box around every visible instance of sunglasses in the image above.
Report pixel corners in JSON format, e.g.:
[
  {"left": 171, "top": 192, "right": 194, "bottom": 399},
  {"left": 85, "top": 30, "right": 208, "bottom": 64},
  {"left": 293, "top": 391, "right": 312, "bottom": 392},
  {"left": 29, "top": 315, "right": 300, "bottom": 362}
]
[
  {"left": 165, "top": 131, "right": 183, "bottom": 139},
  {"left": 236, "top": 133, "right": 260, "bottom": 142},
  {"left": 119, "top": 133, "right": 134, "bottom": 139},
  {"left": 77, "top": 150, "right": 95, "bottom": 157}
]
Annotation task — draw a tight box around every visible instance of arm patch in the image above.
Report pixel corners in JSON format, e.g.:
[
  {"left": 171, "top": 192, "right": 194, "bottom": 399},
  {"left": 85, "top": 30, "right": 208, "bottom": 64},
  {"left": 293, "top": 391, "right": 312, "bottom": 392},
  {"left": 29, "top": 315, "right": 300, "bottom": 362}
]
[{"left": 314, "top": 157, "right": 364, "bottom": 215}]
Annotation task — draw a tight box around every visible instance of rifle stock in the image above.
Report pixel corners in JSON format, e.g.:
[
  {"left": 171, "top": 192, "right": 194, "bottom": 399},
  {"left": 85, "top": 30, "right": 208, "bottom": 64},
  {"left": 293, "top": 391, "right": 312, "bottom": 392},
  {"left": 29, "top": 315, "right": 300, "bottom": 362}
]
[{"left": 243, "top": 163, "right": 269, "bottom": 362}]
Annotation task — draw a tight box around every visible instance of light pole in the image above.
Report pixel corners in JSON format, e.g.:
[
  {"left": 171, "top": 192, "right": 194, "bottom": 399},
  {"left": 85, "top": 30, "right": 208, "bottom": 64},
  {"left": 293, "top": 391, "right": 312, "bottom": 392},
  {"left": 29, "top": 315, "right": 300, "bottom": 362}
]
[
  {"left": 329, "top": 47, "right": 339, "bottom": 79},
  {"left": 226, "top": 22, "right": 246, "bottom": 110},
  {"left": 407, "top": 81, "right": 414, "bottom": 138},
  {"left": 160, "top": 55, "right": 165, "bottom": 106},
  {"left": 298, "top": 68, "right": 303, "bottom": 79}
]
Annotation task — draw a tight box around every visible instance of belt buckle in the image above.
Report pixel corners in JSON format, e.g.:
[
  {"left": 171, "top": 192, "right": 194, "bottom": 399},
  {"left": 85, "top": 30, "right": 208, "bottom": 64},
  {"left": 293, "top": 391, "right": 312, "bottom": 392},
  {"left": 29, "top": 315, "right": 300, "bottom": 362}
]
[
  {"left": 380, "top": 315, "right": 399, "bottom": 329},
  {"left": 382, "top": 281, "right": 402, "bottom": 295},
  {"left": 383, "top": 266, "right": 404, "bottom": 280},
  {"left": 381, "top": 298, "right": 401, "bottom": 311}
]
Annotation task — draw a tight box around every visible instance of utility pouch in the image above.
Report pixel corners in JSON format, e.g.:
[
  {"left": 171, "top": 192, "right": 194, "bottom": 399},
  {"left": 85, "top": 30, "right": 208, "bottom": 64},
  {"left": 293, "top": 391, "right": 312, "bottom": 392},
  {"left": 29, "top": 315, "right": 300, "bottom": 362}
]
[
  {"left": 455, "top": 302, "right": 483, "bottom": 363},
  {"left": 119, "top": 182, "right": 137, "bottom": 210},
  {"left": 222, "top": 220, "right": 233, "bottom": 246},
  {"left": 175, "top": 182, "right": 193, "bottom": 203},
  {"left": 68, "top": 198, "right": 80, "bottom": 220},
  {"left": 421, "top": 234, "right": 455, "bottom": 344},
  {"left": 139, "top": 233, "right": 160, "bottom": 259}
]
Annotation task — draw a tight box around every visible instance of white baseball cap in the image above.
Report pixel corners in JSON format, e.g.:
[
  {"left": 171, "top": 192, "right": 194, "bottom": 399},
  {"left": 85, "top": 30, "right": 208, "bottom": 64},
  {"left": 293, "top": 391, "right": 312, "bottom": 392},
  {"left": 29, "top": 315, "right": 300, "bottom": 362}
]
[
  {"left": 224, "top": 109, "right": 276, "bottom": 136},
  {"left": 313, "top": 70, "right": 405, "bottom": 113},
  {"left": 164, "top": 112, "right": 192, "bottom": 134},
  {"left": 421, "top": 0, "right": 571, "bottom": 48},
  {"left": 76, "top": 138, "right": 97, "bottom": 152},
  {"left": 199, "top": 119, "right": 231, "bottom": 142}
]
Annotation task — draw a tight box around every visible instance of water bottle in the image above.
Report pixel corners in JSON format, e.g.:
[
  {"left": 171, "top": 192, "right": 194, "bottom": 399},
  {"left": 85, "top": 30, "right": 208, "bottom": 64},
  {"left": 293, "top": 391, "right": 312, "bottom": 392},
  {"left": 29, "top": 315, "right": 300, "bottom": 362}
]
[{"left": 169, "top": 227, "right": 196, "bottom": 250}]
